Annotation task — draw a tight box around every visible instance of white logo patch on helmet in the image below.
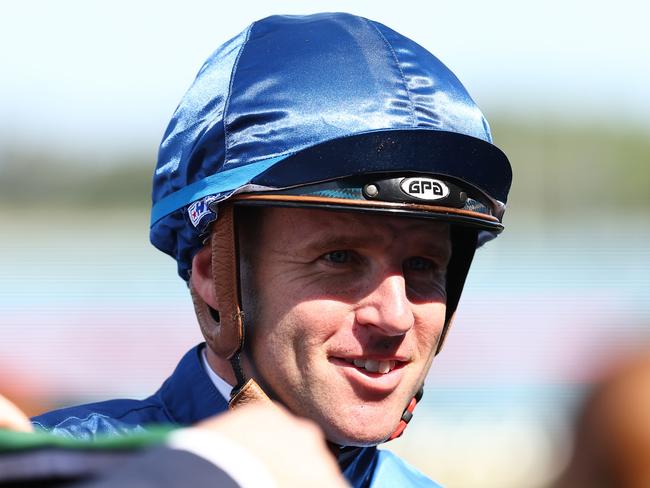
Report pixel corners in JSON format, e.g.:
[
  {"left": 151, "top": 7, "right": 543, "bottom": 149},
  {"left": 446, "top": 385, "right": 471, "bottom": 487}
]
[
  {"left": 400, "top": 177, "right": 450, "bottom": 201},
  {"left": 188, "top": 196, "right": 218, "bottom": 227}
]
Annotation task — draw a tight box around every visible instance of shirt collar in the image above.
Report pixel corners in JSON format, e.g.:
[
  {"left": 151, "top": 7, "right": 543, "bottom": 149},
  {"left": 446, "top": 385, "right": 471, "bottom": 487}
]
[{"left": 201, "top": 346, "right": 234, "bottom": 401}]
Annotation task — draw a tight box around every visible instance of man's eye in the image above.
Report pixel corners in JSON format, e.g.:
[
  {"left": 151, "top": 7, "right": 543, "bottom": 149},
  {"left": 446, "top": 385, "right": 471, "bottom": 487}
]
[
  {"left": 323, "top": 250, "right": 351, "bottom": 264},
  {"left": 404, "top": 256, "right": 434, "bottom": 271}
]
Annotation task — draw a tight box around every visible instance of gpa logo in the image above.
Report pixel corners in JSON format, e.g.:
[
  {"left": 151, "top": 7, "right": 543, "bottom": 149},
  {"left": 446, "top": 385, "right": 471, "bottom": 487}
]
[{"left": 400, "top": 177, "right": 449, "bottom": 201}]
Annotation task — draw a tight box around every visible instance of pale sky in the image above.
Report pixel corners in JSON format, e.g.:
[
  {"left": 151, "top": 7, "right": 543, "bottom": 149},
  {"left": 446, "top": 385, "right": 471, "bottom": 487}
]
[{"left": 1, "top": 0, "right": 648, "bottom": 161}]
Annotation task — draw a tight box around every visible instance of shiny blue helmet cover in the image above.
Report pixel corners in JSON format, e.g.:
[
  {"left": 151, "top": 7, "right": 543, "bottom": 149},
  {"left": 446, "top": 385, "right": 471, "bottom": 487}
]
[{"left": 150, "top": 12, "right": 512, "bottom": 280}]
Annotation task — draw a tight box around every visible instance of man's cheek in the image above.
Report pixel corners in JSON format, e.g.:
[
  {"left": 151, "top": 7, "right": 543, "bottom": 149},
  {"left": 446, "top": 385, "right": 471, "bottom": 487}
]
[{"left": 415, "top": 310, "right": 446, "bottom": 346}]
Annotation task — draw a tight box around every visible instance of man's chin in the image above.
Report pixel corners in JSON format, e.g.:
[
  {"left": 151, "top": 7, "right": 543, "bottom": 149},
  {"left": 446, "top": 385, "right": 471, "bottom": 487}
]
[
  {"left": 251, "top": 373, "right": 404, "bottom": 446},
  {"left": 323, "top": 419, "right": 397, "bottom": 447}
]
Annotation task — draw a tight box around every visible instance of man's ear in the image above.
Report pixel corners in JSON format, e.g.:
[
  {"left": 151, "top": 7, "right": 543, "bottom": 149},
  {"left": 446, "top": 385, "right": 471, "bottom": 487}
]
[
  {"left": 190, "top": 242, "right": 226, "bottom": 355},
  {"left": 190, "top": 244, "right": 219, "bottom": 310}
]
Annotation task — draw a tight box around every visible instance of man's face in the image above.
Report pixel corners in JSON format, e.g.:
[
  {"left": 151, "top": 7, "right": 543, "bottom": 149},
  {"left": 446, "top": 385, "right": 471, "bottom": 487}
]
[{"left": 240, "top": 207, "right": 451, "bottom": 446}]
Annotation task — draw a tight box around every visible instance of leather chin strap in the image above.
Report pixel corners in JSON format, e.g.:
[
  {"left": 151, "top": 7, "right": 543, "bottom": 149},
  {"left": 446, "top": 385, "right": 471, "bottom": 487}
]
[
  {"left": 191, "top": 202, "right": 478, "bottom": 438},
  {"left": 190, "top": 204, "right": 272, "bottom": 408}
]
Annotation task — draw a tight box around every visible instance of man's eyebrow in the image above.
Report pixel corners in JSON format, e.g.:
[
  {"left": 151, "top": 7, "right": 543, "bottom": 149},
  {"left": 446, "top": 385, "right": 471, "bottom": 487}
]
[
  {"left": 295, "top": 227, "right": 450, "bottom": 255},
  {"left": 299, "top": 234, "right": 382, "bottom": 253}
]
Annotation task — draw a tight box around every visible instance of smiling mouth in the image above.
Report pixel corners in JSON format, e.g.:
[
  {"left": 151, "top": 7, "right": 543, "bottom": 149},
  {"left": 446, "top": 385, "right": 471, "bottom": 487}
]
[{"left": 340, "top": 358, "right": 404, "bottom": 374}]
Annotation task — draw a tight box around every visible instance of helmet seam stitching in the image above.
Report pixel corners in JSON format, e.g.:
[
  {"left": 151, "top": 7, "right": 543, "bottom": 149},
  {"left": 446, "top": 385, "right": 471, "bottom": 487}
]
[
  {"left": 223, "top": 21, "right": 256, "bottom": 166},
  {"left": 366, "top": 20, "right": 417, "bottom": 126}
]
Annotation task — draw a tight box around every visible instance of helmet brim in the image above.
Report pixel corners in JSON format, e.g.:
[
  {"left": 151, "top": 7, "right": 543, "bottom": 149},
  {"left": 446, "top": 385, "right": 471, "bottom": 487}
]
[{"left": 252, "top": 129, "right": 512, "bottom": 205}]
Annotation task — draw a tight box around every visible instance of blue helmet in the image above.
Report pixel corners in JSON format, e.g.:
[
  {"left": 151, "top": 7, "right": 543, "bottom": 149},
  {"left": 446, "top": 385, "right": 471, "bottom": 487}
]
[{"left": 150, "top": 12, "right": 511, "bottom": 283}]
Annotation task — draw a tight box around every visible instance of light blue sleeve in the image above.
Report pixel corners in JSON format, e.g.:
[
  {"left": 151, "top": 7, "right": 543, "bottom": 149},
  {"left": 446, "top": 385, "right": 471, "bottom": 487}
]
[{"left": 370, "top": 449, "right": 443, "bottom": 488}]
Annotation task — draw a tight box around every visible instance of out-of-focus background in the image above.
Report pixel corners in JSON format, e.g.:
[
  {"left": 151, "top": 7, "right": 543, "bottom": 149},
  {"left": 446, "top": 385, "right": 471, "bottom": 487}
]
[{"left": 1, "top": 1, "right": 649, "bottom": 486}]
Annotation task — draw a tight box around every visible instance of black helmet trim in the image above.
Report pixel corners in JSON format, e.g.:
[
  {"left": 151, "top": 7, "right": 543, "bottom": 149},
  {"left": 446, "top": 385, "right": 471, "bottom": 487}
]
[{"left": 252, "top": 129, "right": 512, "bottom": 205}]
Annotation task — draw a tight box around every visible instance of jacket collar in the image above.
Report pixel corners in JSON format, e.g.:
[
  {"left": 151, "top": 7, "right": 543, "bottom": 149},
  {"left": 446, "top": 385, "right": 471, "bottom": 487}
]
[{"left": 155, "top": 343, "right": 229, "bottom": 425}]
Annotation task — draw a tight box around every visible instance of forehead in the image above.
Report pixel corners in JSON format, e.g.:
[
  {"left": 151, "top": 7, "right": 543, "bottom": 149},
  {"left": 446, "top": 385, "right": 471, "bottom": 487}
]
[{"left": 252, "top": 206, "right": 451, "bottom": 251}]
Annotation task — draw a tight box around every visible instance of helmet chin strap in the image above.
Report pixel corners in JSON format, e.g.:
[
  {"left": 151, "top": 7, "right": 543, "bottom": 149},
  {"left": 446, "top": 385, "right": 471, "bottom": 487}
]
[
  {"left": 190, "top": 204, "right": 272, "bottom": 408},
  {"left": 192, "top": 203, "right": 474, "bottom": 441},
  {"left": 389, "top": 386, "right": 424, "bottom": 440}
]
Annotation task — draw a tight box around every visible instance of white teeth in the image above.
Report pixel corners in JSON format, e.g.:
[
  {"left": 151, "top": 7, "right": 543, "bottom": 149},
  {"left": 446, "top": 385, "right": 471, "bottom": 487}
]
[
  {"left": 365, "top": 359, "right": 379, "bottom": 372},
  {"left": 378, "top": 361, "right": 390, "bottom": 374},
  {"left": 349, "top": 358, "right": 396, "bottom": 374}
]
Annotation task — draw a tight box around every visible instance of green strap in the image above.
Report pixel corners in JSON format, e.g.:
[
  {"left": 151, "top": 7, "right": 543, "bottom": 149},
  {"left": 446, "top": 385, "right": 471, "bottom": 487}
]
[{"left": 0, "top": 427, "right": 173, "bottom": 453}]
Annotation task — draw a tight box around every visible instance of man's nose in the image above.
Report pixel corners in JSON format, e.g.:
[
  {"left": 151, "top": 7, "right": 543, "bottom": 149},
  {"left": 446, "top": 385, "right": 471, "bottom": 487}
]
[{"left": 354, "top": 273, "right": 415, "bottom": 336}]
